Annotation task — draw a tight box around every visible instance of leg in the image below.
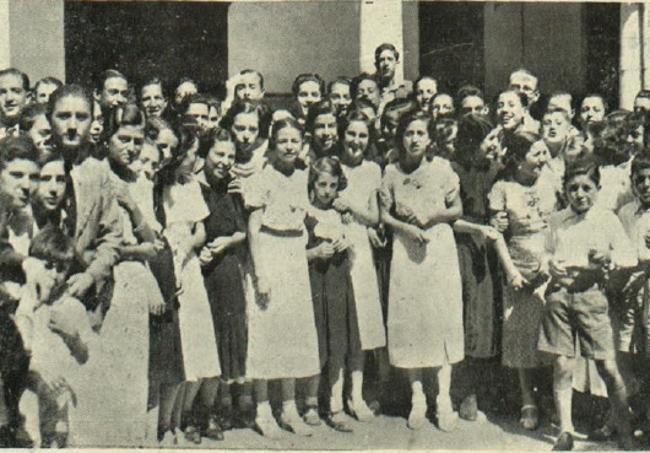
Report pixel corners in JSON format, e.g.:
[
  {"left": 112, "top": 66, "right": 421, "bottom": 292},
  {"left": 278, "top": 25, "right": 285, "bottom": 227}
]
[
  {"left": 254, "top": 379, "right": 281, "bottom": 438},
  {"left": 158, "top": 382, "right": 180, "bottom": 439},
  {"left": 518, "top": 368, "right": 539, "bottom": 430},
  {"left": 279, "top": 378, "right": 312, "bottom": 436},
  {"left": 235, "top": 381, "right": 254, "bottom": 429},
  {"left": 198, "top": 378, "right": 223, "bottom": 440},
  {"left": 596, "top": 359, "right": 635, "bottom": 449},
  {"left": 17, "top": 389, "right": 39, "bottom": 447},
  {"left": 181, "top": 381, "right": 202, "bottom": 444},
  {"left": 550, "top": 355, "right": 576, "bottom": 450},
  {"left": 302, "top": 375, "right": 321, "bottom": 426},
  {"left": 348, "top": 351, "right": 373, "bottom": 421},
  {"left": 435, "top": 361, "right": 459, "bottom": 432},
  {"left": 406, "top": 368, "right": 427, "bottom": 429},
  {"left": 323, "top": 363, "right": 352, "bottom": 432}
]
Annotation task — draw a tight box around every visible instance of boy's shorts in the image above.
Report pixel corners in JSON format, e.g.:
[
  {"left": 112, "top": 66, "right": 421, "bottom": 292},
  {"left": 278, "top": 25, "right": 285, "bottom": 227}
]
[{"left": 538, "top": 285, "right": 615, "bottom": 360}]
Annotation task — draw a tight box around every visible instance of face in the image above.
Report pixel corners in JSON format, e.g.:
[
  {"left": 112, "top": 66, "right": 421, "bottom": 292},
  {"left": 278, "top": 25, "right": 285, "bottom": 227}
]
[
  {"left": 357, "top": 79, "right": 380, "bottom": 108},
  {"left": 542, "top": 112, "right": 571, "bottom": 146},
  {"left": 565, "top": 174, "right": 598, "bottom": 214},
  {"left": 496, "top": 91, "right": 525, "bottom": 131},
  {"left": 51, "top": 94, "right": 92, "bottom": 151},
  {"left": 186, "top": 102, "right": 210, "bottom": 135},
  {"left": 313, "top": 172, "right": 339, "bottom": 207},
  {"left": 98, "top": 76, "right": 128, "bottom": 109},
  {"left": 460, "top": 95, "right": 487, "bottom": 116},
  {"left": 0, "top": 158, "right": 39, "bottom": 209},
  {"left": 633, "top": 168, "right": 650, "bottom": 206},
  {"left": 564, "top": 135, "right": 586, "bottom": 164},
  {"left": 401, "top": 119, "right": 431, "bottom": 162},
  {"left": 376, "top": 49, "right": 397, "bottom": 80},
  {"left": 230, "top": 112, "right": 260, "bottom": 151},
  {"left": 382, "top": 110, "right": 400, "bottom": 144},
  {"left": 274, "top": 126, "right": 302, "bottom": 166},
  {"left": 415, "top": 78, "right": 437, "bottom": 111},
  {"left": 517, "top": 141, "right": 550, "bottom": 180},
  {"left": 175, "top": 81, "right": 198, "bottom": 105},
  {"left": 0, "top": 74, "right": 27, "bottom": 123},
  {"left": 108, "top": 125, "right": 145, "bottom": 168},
  {"left": 141, "top": 83, "right": 167, "bottom": 119},
  {"left": 34, "top": 82, "right": 58, "bottom": 105},
  {"left": 177, "top": 139, "right": 199, "bottom": 179},
  {"left": 37, "top": 159, "right": 66, "bottom": 211},
  {"left": 205, "top": 140, "right": 236, "bottom": 180},
  {"left": 208, "top": 106, "right": 220, "bottom": 131},
  {"left": 26, "top": 114, "right": 53, "bottom": 156},
  {"left": 481, "top": 127, "right": 504, "bottom": 161},
  {"left": 627, "top": 125, "right": 645, "bottom": 147},
  {"left": 328, "top": 82, "right": 351, "bottom": 116},
  {"left": 235, "top": 72, "right": 264, "bottom": 102},
  {"left": 508, "top": 71, "right": 539, "bottom": 104},
  {"left": 432, "top": 94, "right": 454, "bottom": 119},
  {"left": 155, "top": 128, "right": 178, "bottom": 164},
  {"left": 138, "top": 142, "right": 160, "bottom": 181},
  {"left": 296, "top": 80, "right": 322, "bottom": 114},
  {"left": 312, "top": 113, "right": 338, "bottom": 152},
  {"left": 634, "top": 96, "right": 650, "bottom": 113},
  {"left": 580, "top": 96, "right": 606, "bottom": 126},
  {"left": 90, "top": 101, "right": 104, "bottom": 145},
  {"left": 343, "top": 120, "right": 370, "bottom": 163},
  {"left": 548, "top": 95, "right": 573, "bottom": 118}
]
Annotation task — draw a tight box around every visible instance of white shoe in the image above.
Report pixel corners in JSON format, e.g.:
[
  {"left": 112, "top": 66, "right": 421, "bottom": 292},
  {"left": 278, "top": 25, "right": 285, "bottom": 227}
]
[
  {"left": 255, "top": 414, "right": 283, "bottom": 439},
  {"left": 407, "top": 401, "right": 427, "bottom": 430},
  {"left": 280, "top": 411, "right": 313, "bottom": 436}
]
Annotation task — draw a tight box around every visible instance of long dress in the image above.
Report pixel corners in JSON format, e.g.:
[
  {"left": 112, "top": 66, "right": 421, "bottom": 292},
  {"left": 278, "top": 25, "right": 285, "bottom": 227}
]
[
  {"left": 487, "top": 178, "right": 558, "bottom": 369},
  {"left": 339, "top": 160, "right": 386, "bottom": 350},
  {"left": 305, "top": 208, "right": 361, "bottom": 368},
  {"left": 163, "top": 179, "right": 221, "bottom": 382},
  {"left": 380, "top": 157, "right": 464, "bottom": 368},
  {"left": 244, "top": 163, "right": 320, "bottom": 379},
  {"left": 200, "top": 178, "right": 248, "bottom": 381}
]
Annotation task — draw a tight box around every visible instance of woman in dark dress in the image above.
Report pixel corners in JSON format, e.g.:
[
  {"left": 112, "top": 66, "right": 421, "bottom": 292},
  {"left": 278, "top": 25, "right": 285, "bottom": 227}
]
[{"left": 197, "top": 129, "right": 251, "bottom": 435}]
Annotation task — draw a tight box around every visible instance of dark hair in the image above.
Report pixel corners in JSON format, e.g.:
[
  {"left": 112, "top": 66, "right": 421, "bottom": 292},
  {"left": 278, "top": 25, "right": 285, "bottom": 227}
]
[
  {"left": 497, "top": 89, "right": 529, "bottom": 109},
  {"left": 205, "top": 95, "right": 222, "bottom": 116},
  {"left": 395, "top": 110, "right": 433, "bottom": 156},
  {"left": 456, "top": 113, "right": 493, "bottom": 156},
  {"left": 145, "top": 116, "right": 173, "bottom": 142},
  {"left": 563, "top": 159, "right": 601, "bottom": 188},
  {"left": 239, "top": 69, "right": 264, "bottom": 90},
  {"left": 374, "top": 43, "right": 399, "bottom": 63},
  {"left": 34, "top": 76, "right": 63, "bottom": 93},
  {"left": 156, "top": 123, "right": 197, "bottom": 186},
  {"left": 414, "top": 75, "right": 438, "bottom": 91},
  {"left": 0, "top": 68, "right": 29, "bottom": 91},
  {"left": 381, "top": 98, "right": 418, "bottom": 131},
  {"left": 94, "top": 69, "right": 127, "bottom": 93},
  {"left": 501, "top": 131, "right": 539, "bottom": 176},
  {"left": 305, "top": 100, "right": 339, "bottom": 134},
  {"left": 350, "top": 73, "right": 379, "bottom": 100},
  {"left": 38, "top": 149, "right": 65, "bottom": 168},
  {"left": 291, "top": 73, "right": 325, "bottom": 98},
  {"left": 456, "top": 84, "right": 484, "bottom": 105},
  {"left": 29, "top": 225, "right": 77, "bottom": 275},
  {"left": 0, "top": 135, "right": 39, "bottom": 170},
  {"left": 179, "top": 93, "right": 210, "bottom": 117},
  {"left": 309, "top": 156, "right": 347, "bottom": 192},
  {"left": 581, "top": 93, "right": 608, "bottom": 113},
  {"left": 19, "top": 103, "right": 48, "bottom": 132},
  {"left": 636, "top": 90, "right": 650, "bottom": 101},
  {"left": 204, "top": 127, "right": 235, "bottom": 151},
  {"left": 269, "top": 117, "right": 304, "bottom": 150},
  {"left": 327, "top": 77, "right": 351, "bottom": 94},
  {"left": 140, "top": 77, "right": 166, "bottom": 99},
  {"left": 219, "top": 101, "right": 270, "bottom": 139},
  {"left": 47, "top": 84, "right": 93, "bottom": 121},
  {"left": 338, "top": 111, "right": 372, "bottom": 156},
  {"left": 350, "top": 98, "right": 377, "bottom": 117},
  {"left": 106, "top": 103, "right": 145, "bottom": 138},
  {"left": 632, "top": 153, "right": 650, "bottom": 178}
]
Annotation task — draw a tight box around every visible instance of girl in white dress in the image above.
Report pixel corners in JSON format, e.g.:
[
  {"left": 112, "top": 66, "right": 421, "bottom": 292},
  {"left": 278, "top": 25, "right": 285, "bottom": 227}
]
[
  {"left": 160, "top": 125, "right": 221, "bottom": 444},
  {"left": 246, "top": 118, "right": 320, "bottom": 438},
  {"left": 379, "top": 111, "right": 464, "bottom": 431},
  {"left": 335, "top": 111, "right": 386, "bottom": 420}
]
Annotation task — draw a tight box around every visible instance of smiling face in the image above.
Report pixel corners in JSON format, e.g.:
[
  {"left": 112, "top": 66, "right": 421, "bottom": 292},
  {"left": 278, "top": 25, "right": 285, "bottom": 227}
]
[
  {"left": 328, "top": 82, "right": 351, "bottom": 117},
  {"left": 415, "top": 78, "right": 437, "bottom": 112},
  {"left": 496, "top": 91, "right": 525, "bottom": 131},
  {"left": 37, "top": 159, "right": 66, "bottom": 211},
  {"left": 108, "top": 124, "right": 145, "bottom": 168},
  {"left": 205, "top": 140, "right": 236, "bottom": 181},
  {"left": 296, "top": 80, "right": 322, "bottom": 116},
  {"left": 565, "top": 173, "right": 598, "bottom": 214},
  {"left": 141, "top": 83, "right": 167, "bottom": 119},
  {"left": 1, "top": 158, "right": 39, "bottom": 209},
  {"left": 517, "top": 140, "right": 550, "bottom": 181},
  {"left": 274, "top": 125, "right": 302, "bottom": 166},
  {"left": 342, "top": 119, "right": 370, "bottom": 164},
  {"left": 312, "top": 112, "right": 338, "bottom": 154},
  {"left": 0, "top": 73, "right": 27, "bottom": 125}
]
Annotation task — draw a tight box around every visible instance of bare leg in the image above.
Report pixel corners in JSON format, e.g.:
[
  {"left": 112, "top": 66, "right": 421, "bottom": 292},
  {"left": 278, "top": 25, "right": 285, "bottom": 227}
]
[
  {"left": 280, "top": 378, "right": 312, "bottom": 436},
  {"left": 553, "top": 356, "right": 575, "bottom": 434},
  {"left": 348, "top": 351, "right": 373, "bottom": 421},
  {"left": 254, "top": 379, "right": 281, "bottom": 438}
]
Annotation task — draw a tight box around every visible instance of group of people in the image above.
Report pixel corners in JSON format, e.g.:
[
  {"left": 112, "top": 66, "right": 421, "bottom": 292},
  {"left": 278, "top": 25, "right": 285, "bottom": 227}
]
[{"left": 1, "top": 41, "right": 650, "bottom": 450}]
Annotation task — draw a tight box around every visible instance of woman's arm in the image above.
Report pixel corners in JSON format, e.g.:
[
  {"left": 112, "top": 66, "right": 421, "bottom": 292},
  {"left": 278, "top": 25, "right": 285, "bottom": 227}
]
[
  {"left": 423, "top": 193, "right": 463, "bottom": 228},
  {"left": 191, "top": 221, "right": 207, "bottom": 250},
  {"left": 347, "top": 192, "right": 380, "bottom": 227}
]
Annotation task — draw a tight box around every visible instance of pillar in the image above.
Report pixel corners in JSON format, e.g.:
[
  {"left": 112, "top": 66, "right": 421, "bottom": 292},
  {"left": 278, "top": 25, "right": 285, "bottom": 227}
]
[
  {"left": 642, "top": 3, "right": 650, "bottom": 89},
  {"left": 0, "top": 0, "right": 10, "bottom": 70},
  {"left": 359, "top": 0, "right": 404, "bottom": 80},
  {"left": 620, "top": 3, "right": 642, "bottom": 110}
]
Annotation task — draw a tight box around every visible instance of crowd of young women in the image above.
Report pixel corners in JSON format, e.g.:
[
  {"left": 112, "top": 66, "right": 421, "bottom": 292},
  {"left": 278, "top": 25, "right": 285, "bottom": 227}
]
[{"left": 1, "top": 42, "right": 650, "bottom": 450}]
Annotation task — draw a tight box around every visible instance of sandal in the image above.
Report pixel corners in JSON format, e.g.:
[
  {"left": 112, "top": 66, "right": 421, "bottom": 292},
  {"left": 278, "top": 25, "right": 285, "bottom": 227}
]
[
  {"left": 519, "top": 405, "right": 539, "bottom": 431},
  {"left": 324, "top": 411, "right": 353, "bottom": 433}
]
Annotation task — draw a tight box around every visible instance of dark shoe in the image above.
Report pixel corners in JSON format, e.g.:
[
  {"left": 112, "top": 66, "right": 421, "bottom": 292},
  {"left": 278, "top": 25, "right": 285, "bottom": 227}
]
[
  {"left": 203, "top": 415, "right": 224, "bottom": 441},
  {"left": 618, "top": 433, "right": 639, "bottom": 451},
  {"left": 184, "top": 425, "right": 202, "bottom": 444},
  {"left": 552, "top": 432, "right": 574, "bottom": 451},
  {"left": 12, "top": 425, "right": 34, "bottom": 448},
  {"left": 588, "top": 424, "right": 615, "bottom": 442},
  {"left": 324, "top": 411, "right": 353, "bottom": 433},
  {"left": 459, "top": 394, "right": 478, "bottom": 421},
  {"left": 217, "top": 406, "right": 234, "bottom": 431},
  {"left": 519, "top": 405, "right": 539, "bottom": 431},
  {"left": 235, "top": 405, "right": 256, "bottom": 429}
]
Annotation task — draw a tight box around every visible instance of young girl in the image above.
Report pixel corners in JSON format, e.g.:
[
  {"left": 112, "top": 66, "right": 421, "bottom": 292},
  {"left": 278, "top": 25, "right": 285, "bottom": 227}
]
[
  {"left": 379, "top": 111, "right": 464, "bottom": 431},
  {"left": 487, "top": 132, "right": 556, "bottom": 431},
  {"left": 289, "top": 74, "right": 325, "bottom": 126},
  {"left": 245, "top": 118, "right": 320, "bottom": 438},
  {"left": 327, "top": 78, "right": 352, "bottom": 119},
  {"left": 335, "top": 112, "right": 386, "bottom": 420},
  {"left": 540, "top": 161, "right": 636, "bottom": 450},
  {"left": 159, "top": 125, "right": 221, "bottom": 444},
  {"left": 197, "top": 129, "right": 251, "bottom": 436},
  {"left": 305, "top": 100, "right": 339, "bottom": 162},
  {"left": 305, "top": 157, "right": 360, "bottom": 432}
]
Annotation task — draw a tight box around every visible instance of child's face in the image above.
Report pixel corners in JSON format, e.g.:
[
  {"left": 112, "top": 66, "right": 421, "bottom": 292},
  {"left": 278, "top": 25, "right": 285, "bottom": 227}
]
[
  {"left": 38, "top": 258, "right": 69, "bottom": 291},
  {"left": 496, "top": 91, "right": 525, "bottom": 131},
  {"left": 156, "top": 128, "right": 179, "bottom": 165},
  {"left": 312, "top": 113, "right": 338, "bottom": 152},
  {"left": 343, "top": 120, "right": 370, "bottom": 163},
  {"left": 580, "top": 96, "right": 605, "bottom": 126},
  {"left": 26, "top": 114, "right": 53, "bottom": 156},
  {"left": 108, "top": 125, "right": 145, "bottom": 168},
  {"left": 356, "top": 80, "right": 380, "bottom": 108},
  {"left": 37, "top": 159, "right": 66, "bottom": 211},
  {"left": 208, "top": 106, "right": 220, "bottom": 131},
  {"left": 274, "top": 126, "right": 302, "bottom": 166},
  {"left": 382, "top": 110, "right": 400, "bottom": 144},
  {"left": 34, "top": 82, "right": 58, "bottom": 105},
  {"left": 138, "top": 142, "right": 161, "bottom": 181},
  {"left": 296, "top": 81, "right": 322, "bottom": 115},
  {"left": 401, "top": 119, "right": 431, "bottom": 162},
  {"left": 175, "top": 81, "right": 198, "bottom": 106},
  {"left": 460, "top": 95, "right": 487, "bottom": 116},
  {"left": 432, "top": 94, "right": 454, "bottom": 119},
  {"left": 313, "top": 172, "right": 339, "bottom": 207},
  {"left": 517, "top": 141, "right": 549, "bottom": 180},
  {"left": 0, "top": 73, "right": 27, "bottom": 123},
  {"left": 186, "top": 102, "right": 210, "bottom": 135},
  {"left": 231, "top": 112, "right": 260, "bottom": 150},
  {"left": 415, "top": 78, "right": 437, "bottom": 111},
  {"left": 328, "top": 83, "right": 351, "bottom": 116},
  {"left": 542, "top": 111, "right": 571, "bottom": 146},
  {"left": 205, "top": 140, "right": 236, "bottom": 180},
  {"left": 1, "top": 158, "right": 39, "bottom": 209},
  {"left": 633, "top": 168, "right": 650, "bottom": 206},
  {"left": 141, "top": 83, "right": 167, "bottom": 119},
  {"left": 235, "top": 72, "right": 264, "bottom": 102},
  {"left": 565, "top": 174, "right": 599, "bottom": 214}
]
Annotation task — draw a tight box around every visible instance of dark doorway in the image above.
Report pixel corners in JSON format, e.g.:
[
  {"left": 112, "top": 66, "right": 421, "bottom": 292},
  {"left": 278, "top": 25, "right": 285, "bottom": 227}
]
[
  {"left": 584, "top": 3, "right": 620, "bottom": 108},
  {"left": 64, "top": 1, "right": 230, "bottom": 97}
]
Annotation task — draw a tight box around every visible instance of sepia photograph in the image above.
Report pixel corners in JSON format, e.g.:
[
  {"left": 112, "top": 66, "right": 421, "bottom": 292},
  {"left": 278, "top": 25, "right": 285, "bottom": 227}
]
[{"left": 0, "top": 0, "right": 647, "bottom": 450}]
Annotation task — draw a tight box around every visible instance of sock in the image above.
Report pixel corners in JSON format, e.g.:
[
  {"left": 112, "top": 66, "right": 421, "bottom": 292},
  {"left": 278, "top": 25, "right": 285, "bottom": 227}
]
[
  {"left": 351, "top": 370, "right": 364, "bottom": 403},
  {"left": 553, "top": 387, "right": 574, "bottom": 434},
  {"left": 256, "top": 401, "right": 272, "bottom": 419},
  {"left": 411, "top": 380, "right": 426, "bottom": 406}
]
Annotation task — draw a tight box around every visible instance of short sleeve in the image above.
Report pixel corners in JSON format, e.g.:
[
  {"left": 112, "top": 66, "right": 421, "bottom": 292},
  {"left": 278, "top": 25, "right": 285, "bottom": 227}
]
[
  {"left": 487, "top": 181, "right": 507, "bottom": 212},
  {"left": 379, "top": 166, "right": 396, "bottom": 211},
  {"left": 608, "top": 212, "right": 638, "bottom": 268},
  {"left": 243, "top": 170, "right": 268, "bottom": 210},
  {"left": 443, "top": 164, "right": 460, "bottom": 205}
]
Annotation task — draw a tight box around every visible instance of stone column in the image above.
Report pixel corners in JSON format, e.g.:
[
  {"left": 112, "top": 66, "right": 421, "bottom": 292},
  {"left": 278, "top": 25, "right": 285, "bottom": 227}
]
[
  {"left": 0, "top": 0, "right": 11, "bottom": 70},
  {"left": 620, "top": 3, "right": 642, "bottom": 109}
]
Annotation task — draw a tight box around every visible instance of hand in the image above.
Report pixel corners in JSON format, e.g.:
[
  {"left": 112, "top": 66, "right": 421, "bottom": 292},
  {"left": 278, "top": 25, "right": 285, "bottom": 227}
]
[
  {"left": 199, "top": 247, "right": 213, "bottom": 266},
  {"left": 588, "top": 248, "right": 611, "bottom": 269},
  {"left": 332, "top": 238, "right": 349, "bottom": 253},
  {"left": 49, "top": 305, "right": 81, "bottom": 340},
  {"left": 479, "top": 225, "right": 500, "bottom": 242},
  {"left": 137, "top": 240, "right": 165, "bottom": 261},
  {"left": 332, "top": 197, "right": 351, "bottom": 214},
  {"left": 506, "top": 269, "right": 528, "bottom": 291},
  {"left": 622, "top": 271, "right": 647, "bottom": 300},
  {"left": 227, "top": 178, "right": 243, "bottom": 195},
  {"left": 341, "top": 212, "right": 354, "bottom": 224},
  {"left": 489, "top": 212, "right": 509, "bottom": 233},
  {"left": 315, "top": 242, "right": 336, "bottom": 259},
  {"left": 65, "top": 272, "right": 95, "bottom": 298},
  {"left": 403, "top": 224, "right": 428, "bottom": 245},
  {"left": 148, "top": 294, "right": 166, "bottom": 316},
  {"left": 33, "top": 370, "right": 68, "bottom": 398},
  {"left": 207, "top": 237, "right": 233, "bottom": 256},
  {"left": 548, "top": 259, "right": 568, "bottom": 280},
  {"left": 255, "top": 275, "right": 271, "bottom": 310},
  {"left": 22, "top": 258, "right": 56, "bottom": 303},
  {"left": 368, "top": 228, "right": 386, "bottom": 248}
]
